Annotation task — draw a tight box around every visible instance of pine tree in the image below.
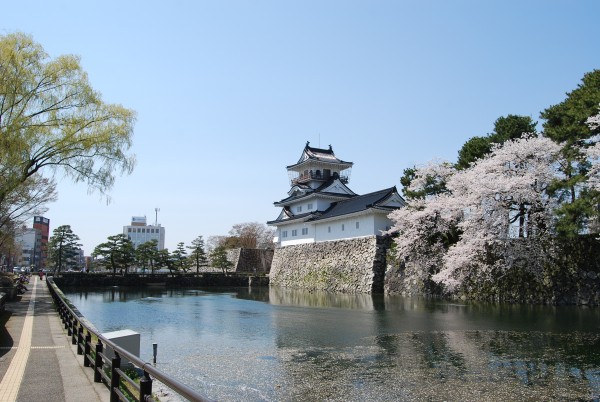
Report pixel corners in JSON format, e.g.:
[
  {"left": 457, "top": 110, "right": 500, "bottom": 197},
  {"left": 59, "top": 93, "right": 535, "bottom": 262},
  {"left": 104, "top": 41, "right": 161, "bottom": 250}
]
[
  {"left": 48, "top": 225, "right": 81, "bottom": 273},
  {"left": 187, "top": 236, "right": 208, "bottom": 274}
]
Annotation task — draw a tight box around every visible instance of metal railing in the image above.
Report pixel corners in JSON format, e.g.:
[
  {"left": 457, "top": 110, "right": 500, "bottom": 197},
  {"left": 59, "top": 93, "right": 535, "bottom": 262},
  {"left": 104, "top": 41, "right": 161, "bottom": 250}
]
[{"left": 47, "top": 277, "right": 213, "bottom": 402}]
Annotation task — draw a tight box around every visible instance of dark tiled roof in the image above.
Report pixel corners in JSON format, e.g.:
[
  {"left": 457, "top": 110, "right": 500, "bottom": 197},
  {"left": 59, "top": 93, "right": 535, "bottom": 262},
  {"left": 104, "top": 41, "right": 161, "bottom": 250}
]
[
  {"left": 310, "top": 187, "right": 401, "bottom": 221},
  {"left": 269, "top": 186, "right": 404, "bottom": 226},
  {"left": 267, "top": 210, "right": 318, "bottom": 225},
  {"left": 286, "top": 142, "right": 353, "bottom": 169},
  {"left": 274, "top": 177, "right": 355, "bottom": 205}
]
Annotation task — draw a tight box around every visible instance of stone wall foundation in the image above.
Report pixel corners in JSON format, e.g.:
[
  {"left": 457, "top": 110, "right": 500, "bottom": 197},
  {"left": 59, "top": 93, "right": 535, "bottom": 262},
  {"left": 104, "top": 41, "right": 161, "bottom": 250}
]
[{"left": 269, "top": 236, "right": 391, "bottom": 293}]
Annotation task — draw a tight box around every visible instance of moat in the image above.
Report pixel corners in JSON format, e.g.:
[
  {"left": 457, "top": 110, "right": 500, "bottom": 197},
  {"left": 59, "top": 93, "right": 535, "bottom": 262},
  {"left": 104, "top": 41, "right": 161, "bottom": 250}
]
[{"left": 63, "top": 286, "right": 600, "bottom": 401}]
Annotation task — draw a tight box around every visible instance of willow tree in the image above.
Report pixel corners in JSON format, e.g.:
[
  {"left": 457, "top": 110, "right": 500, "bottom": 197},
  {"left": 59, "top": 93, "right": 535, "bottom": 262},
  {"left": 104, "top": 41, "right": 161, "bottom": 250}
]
[
  {"left": 0, "top": 175, "right": 56, "bottom": 250},
  {"left": 0, "top": 32, "right": 136, "bottom": 210}
]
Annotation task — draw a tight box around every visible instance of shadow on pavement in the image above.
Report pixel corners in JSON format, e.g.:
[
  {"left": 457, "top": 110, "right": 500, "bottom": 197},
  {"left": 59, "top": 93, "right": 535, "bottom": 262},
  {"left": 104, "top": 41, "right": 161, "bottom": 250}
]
[{"left": 0, "top": 310, "right": 14, "bottom": 358}]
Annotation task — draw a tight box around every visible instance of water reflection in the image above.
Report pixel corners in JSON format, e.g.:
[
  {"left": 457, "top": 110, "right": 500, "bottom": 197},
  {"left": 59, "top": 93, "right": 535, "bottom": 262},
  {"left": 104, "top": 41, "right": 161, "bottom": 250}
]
[{"left": 62, "top": 286, "right": 600, "bottom": 401}]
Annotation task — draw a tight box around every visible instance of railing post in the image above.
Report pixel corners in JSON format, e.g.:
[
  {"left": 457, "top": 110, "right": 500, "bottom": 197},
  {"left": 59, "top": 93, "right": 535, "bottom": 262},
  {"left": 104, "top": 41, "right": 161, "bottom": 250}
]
[
  {"left": 63, "top": 308, "right": 69, "bottom": 328},
  {"left": 94, "top": 340, "right": 103, "bottom": 383},
  {"left": 71, "top": 319, "right": 78, "bottom": 345},
  {"left": 139, "top": 370, "right": 153, "bottom": 402},
  {"left": 67, "top": 313, "right": 72, "bottom": 334},
  {"left": 84, "top": 331, "right": 92, "bottom": 367},
  {"left": 110, "top": 352, "right": 121, "bottom": 402},
  {"left": 77, "top": 325, "right": 84, "bottom": 355}
]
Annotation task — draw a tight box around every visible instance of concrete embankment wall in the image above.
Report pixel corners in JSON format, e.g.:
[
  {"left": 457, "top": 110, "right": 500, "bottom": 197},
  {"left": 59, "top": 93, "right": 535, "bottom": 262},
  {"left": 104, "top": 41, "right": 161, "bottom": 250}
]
[{"left": 269, "top": 236, "right": 391, "bottom": 293}]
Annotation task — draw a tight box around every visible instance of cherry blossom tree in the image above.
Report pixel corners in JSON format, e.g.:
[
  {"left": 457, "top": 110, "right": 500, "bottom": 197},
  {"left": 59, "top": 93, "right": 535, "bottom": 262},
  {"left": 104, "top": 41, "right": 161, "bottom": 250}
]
[
  {"left": 586, "top": 109, "right": 600, "bottom": 191},
  {"left": 389, "top": 135, "right": 563, "bottom": 293},
  {"left": 439, "top": 136, "right": 562, "bottom": 290}
]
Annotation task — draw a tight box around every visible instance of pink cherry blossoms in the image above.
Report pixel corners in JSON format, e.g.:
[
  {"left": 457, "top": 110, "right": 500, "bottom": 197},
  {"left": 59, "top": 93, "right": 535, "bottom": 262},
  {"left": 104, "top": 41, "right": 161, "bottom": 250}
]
[
  {"left": 388, "top": 135, "right": 565, "bottom": 292},
  {"left": 586, "top": 109, "right": 600, "bottom": 190}
]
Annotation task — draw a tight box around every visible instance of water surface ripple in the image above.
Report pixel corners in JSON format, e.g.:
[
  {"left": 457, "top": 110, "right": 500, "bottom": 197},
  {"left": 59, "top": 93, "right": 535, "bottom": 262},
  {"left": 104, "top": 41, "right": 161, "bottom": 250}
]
[{"left": 63, "top": 287, "right": 600, "bottom": 401}]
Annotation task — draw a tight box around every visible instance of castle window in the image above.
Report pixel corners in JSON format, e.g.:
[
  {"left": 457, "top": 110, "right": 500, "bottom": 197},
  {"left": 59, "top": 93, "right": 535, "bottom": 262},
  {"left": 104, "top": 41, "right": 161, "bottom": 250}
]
[
  {"left": 282, "top": 231, "right": 288, "bottom": 238},
  {"left": 342, "top": 224, "right": 345, "bottom": 231},
  {"left": 292, "top": 229, "right": 298, "bottom": 236},
  {"left": 356, "top": 222, "right": 360, "bottom": 229},
  {"left": 302, "top": 228, "right": 308, "bottom": 235},
  {"left": 307, "top": 203, "right": 313, "bottom": 210},
  {"left": 328, "top": 226, "right": 331, "bottom": 233},
  {"left": 297, "top": 206, "right": 302, "bottom": 213}
]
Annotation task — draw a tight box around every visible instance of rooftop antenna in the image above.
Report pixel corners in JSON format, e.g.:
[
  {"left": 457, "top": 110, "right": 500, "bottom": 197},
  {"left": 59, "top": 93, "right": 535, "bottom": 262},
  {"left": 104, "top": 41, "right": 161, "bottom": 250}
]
[{"left": 155, "top": 207, "right": 160, "bottom": 226}]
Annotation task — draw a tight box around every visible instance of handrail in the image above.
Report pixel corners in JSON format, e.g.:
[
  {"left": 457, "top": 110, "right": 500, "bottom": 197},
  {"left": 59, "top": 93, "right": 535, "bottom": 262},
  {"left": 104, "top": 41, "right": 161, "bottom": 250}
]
[{"left": 47, "top": 277, "right": 214, "bottom": 402}]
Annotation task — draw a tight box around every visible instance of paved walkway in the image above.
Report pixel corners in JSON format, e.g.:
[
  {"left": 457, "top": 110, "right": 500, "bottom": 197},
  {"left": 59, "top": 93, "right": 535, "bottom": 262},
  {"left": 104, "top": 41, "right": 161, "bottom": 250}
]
[{"left": 0, "top": 276, "right": 110, "bottom": 402}]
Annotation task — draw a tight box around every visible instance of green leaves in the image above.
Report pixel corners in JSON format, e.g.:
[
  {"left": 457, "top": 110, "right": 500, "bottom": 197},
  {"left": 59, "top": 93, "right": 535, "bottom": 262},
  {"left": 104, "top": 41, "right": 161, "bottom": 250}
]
[
  {"left": 456, "top": 115, "right": 537, "bottom": 171},
  {"left": 187, "top": 235, "right": 208, "bottom": 273},
  {"left": 209, "top": 246, "right": 233, "bottom": 273},
  {"left": 92, "top": 233, "right": 135, "bottom": 275},
  {"left": 541, "top": 69, "right": 600, "bottom": 237},
  {"left": 48, "top": 225, "right": 81, "bottom": 273},
  {"left": 0, "top": 32, "right": 136, "bottom": 259},
  {"left": 0, "top": 31, "right": 136, "bottom": 205},
  {"left": 542, "top": 70, "right": 600, "bottom": 144}
]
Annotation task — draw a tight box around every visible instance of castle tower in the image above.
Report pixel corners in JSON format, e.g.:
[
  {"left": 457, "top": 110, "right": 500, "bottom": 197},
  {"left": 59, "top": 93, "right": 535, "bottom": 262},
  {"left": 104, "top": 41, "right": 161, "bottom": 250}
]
[
  {"left": 286, "top": 142, "right": 353, "bottom": 189},
  {"left": 268, "top": 142, "right": 405, "bottom": 247}
]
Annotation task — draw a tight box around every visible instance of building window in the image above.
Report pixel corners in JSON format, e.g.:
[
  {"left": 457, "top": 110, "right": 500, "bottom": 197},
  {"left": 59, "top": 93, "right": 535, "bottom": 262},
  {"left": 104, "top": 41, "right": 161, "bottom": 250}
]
[
  {"left": 297, "top": 206, "right": 302, "bottom": 213},
  {"left": 356, "top": 222, "right": 360, "bottom": 229},
  {"left": 307, "top": 203, "right": 313, "bottom": 210},
  {"left": 302, "top": 228, "right": 308, "bottom": 235},
  {"left": 328, "top": 226, "right": 331, "bottom": 233},
  {"left": 282, "top": 231, "right": 288, "bottom": 238},
  {"left": 342, "top": 224, "right": 345, "bottom": 231},
  {"left": 142, "top": 229, "right": 146, "bottom": 233},
  {"left": 128, "top": 228, "right": 131, "bottom": 232},
  {"left": 292, "top": 229, "right": 298, "bottom": 236}
]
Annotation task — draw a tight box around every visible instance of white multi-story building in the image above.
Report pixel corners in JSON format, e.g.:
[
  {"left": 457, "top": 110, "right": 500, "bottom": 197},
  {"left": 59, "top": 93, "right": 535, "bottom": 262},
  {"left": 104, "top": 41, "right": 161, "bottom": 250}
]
[
  {"left": 123, "top": 216, "right": 165, "bottom": 250},
  {"left": 14, "top": 228, "right": 40, "bottom": 270},
  {"left": 268, "top": 142, "right": 406, "bottom": 247}
]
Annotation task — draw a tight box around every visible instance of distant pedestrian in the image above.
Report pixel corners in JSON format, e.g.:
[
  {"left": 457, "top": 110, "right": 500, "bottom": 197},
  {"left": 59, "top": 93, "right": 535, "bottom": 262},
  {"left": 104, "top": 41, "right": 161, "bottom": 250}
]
[{"left": 39, "top": 270, "right": 44, "bottom": 280}]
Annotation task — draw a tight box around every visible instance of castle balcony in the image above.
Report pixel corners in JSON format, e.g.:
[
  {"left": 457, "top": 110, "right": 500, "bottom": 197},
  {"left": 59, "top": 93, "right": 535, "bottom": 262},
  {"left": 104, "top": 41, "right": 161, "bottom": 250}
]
[{"left": 290, "top": 170, "right": 349, "bottom": 186}]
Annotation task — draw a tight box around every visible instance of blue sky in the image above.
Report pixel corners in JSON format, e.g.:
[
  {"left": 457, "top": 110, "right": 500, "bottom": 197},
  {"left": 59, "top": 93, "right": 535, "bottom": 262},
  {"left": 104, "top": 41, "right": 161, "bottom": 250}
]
[{"left": 3, "top": 1, "right": 599, "bottom": 253}]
